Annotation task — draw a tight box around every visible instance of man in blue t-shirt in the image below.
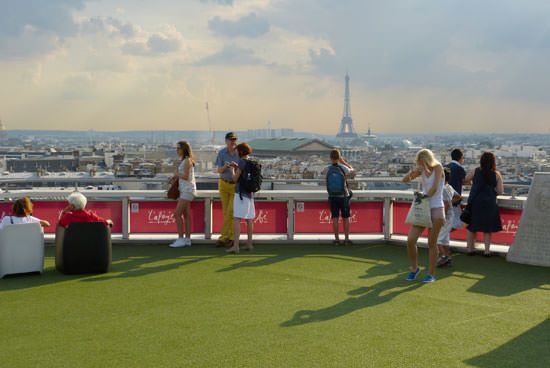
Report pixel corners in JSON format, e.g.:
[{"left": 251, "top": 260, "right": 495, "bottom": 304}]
[{"left": 215, "top": 132, "right": 240, "bottom": 247}]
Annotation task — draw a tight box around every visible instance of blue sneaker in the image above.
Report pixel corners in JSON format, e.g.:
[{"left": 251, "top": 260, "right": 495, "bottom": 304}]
[
  {"left": 405, "top": 268, "right": 420, "bottom": 281},
  {"left": 422, "top": 275, "right": 436, "bottom": 283}
]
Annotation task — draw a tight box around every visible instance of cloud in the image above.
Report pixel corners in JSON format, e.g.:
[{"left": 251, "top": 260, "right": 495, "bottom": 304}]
[
  {"left": 196, "top": 44, "right": 263, "bottom": 65},
  {"left": 271, "top": 0, "right": 550, "bottom": 102},
  {"left": 209, "top": 12, "right": 270, "bottom": 38},
  {"left": 62, "top": 72, "right": 96, "bottom": 100},
  {"left": 0, "top": 0, "right": 87, "bottom": 59},
  {"left": 121, "top": 25, "right": 184, "bottom": 56},
  {"left": 200, "top": 0, "right": 234, "bottom": 5},
  {"left": 147, "top": 32, "right": 182, "bottom": 53},
  {"left": 80, "top": 16, "right": 140, "bottom": 39}
]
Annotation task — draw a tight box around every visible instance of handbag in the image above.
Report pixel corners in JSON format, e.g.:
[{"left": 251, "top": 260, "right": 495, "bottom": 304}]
[
  {"left": 405, "top": 191, "right": 433, "bottom": 228},
  {"left": 460, "top": 204, "right": 472, "bottom": 224},
  {"left": 167, "top": 177, "right": 180, "bottom": 200}
]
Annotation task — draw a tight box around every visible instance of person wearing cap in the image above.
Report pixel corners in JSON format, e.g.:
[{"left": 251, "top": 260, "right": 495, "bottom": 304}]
[{"left": 214, "top": 132, "right": 239, "bottom": 247}]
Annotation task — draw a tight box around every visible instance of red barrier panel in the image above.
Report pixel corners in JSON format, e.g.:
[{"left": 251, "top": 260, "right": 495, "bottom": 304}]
[
  {"left": 129, "top": 201, "right": 205, "bottom": 233},
  {"left": 0, "top": 201, "right": 123, "bottom": 234},
  {"left": 294, "top": 201, "right": 384, "bottom": 234},
  {"left": 212, "top": 201, "right": 287, "bottom": 234},
  {"left": 393, "top": 201, "right": 521, "bottom": 245}
]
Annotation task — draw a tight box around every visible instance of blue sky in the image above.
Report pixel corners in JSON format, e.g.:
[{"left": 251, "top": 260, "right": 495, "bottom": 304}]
[{"left": 1, "top": 0, "right": 550, "bottom": 133}]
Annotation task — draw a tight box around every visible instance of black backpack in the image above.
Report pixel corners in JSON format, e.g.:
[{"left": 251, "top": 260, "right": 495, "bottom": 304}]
[{"left": 239, "top": 159, "right": 263, "bottom": 199}]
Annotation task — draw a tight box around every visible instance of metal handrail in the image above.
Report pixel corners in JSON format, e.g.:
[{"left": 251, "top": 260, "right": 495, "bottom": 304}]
[{"left": 0, "top": 189, "right": 526, "bottom": 242}]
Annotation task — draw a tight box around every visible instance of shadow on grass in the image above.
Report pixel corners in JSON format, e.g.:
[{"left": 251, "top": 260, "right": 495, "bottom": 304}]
[
  {"left": 449, "top": 253, "right": 550, "bottom": 297},
  {"left": 281, "top": 272, "right": 427, "bottom": 327},
  {"left": 2, "top": 244, "right": 548, "bottom": 299},
  {"left": 217, "top": 253, "right": 297, "bottom": 273},
  {"left": 0, "top": 244, "right": 222, "bottom": 291},
  {"left": 465, "top": 318, "right": 550, "bottom": 368},
  {"left": 80, "top": 255, "right": 219, "bottom": 282},
  {"left": 216, "top": 243, "right": 389, "bottom": 273}
]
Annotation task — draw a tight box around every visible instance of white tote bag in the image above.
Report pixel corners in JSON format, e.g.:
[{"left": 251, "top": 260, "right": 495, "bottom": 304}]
[{"left": 405, "top": 192, "right": 433, "bottom": 228}]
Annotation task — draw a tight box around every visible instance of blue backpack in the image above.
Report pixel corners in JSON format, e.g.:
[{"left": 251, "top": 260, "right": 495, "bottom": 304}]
[{"left": 326, "top": 164, "right": 347, "bottom": 197}]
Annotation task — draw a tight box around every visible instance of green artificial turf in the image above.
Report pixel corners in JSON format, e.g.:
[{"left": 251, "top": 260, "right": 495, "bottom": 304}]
[{"left": 1, "top": 244, "right": 549, "bottom": 368}]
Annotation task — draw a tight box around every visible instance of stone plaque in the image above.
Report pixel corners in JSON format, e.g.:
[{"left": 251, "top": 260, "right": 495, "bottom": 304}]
[{"left": 507, "top": 172, "right": 550, "bottom": 267}]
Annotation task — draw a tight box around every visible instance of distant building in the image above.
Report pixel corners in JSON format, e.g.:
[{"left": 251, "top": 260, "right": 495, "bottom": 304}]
[
  {"left": 247, "top": 128, "right": 294, "bottom": 139},
  {"left": 7, "top": 157, "right": 79, "bottom": 172},
  {"left": 248, "top": 138, "right": 334, "bottom": 158}
]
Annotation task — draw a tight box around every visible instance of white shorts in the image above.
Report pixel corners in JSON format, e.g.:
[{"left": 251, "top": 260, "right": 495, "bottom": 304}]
[
  {"left": 179, "top": 191, "right": 195, "bottom": 201},
  {"left": 233, "top": 193, "right": 255, "bottom": 220},
  {"left": 437, "top": 217, "right": 453, "bottom": 245}
]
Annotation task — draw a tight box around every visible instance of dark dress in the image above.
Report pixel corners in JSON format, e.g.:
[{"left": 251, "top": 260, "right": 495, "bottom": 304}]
[{"left": 467, "top": 168, "right": 502, "bottom": 233}]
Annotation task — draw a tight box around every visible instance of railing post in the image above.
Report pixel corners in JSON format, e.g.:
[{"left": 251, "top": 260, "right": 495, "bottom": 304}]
[
  {"left": 383, "top": 197, "right": 393, "bottom": 241},
  {"left": 204, "top": 198, "right": 212, "bottom": 240},
  {"left": 287, "top": 198, "right": 295, "bottom": 241},
  {"left": 122, "top": 196, "right": 130, "bottom": 240}
]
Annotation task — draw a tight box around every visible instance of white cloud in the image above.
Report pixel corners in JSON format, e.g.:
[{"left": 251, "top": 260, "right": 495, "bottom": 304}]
[
  {"left": 200, "top": 0, "right": 234, "bottom": 6},
  {"left": 196, "top": 44, "right": 263, "bottom": 65},
  {"left": 121, "top": 25, "right": 184, "bottom": 56},
  {"left": 80, "top": 16, "right": 141, "bottom": 39},
  {"left": 209, "top": 12, "right": 270, "bottom": 38},
  {"left": 0, "top": 0, "right": 88, "bottom": 59}
]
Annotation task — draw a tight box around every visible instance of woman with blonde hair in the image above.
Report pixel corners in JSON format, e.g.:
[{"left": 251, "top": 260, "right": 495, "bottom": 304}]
[
  {"left": 402, "top": 148, "right": 445, "bottom": 283},
  {"left": 169, "top": 141, "right": 197, "bottom": 248}
]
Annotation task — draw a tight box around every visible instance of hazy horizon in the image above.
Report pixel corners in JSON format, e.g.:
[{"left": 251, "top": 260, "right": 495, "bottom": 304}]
[{"left": 2, "top": 1, "right": 550, "bottom": 134}]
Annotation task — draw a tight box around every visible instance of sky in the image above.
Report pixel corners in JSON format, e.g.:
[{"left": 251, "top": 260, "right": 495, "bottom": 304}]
[{"left": 1, "top": 0, "right": 550, "bottom": 134}]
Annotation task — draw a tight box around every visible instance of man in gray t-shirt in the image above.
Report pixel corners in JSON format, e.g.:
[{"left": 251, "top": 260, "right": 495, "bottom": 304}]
[{"left": 214, "top": 132, "right": 239, "bottom": 246}]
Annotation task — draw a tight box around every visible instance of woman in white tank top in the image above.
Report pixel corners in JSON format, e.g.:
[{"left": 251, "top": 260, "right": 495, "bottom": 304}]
[
  {"left": 421, "top": 167, "right": 445, "bottom": 209},
  {"left": 402, "top": 148, "right": 445, "bottom": 283},
  {"left": 169, "top": 141, "right": 196, "bottom": 248}
]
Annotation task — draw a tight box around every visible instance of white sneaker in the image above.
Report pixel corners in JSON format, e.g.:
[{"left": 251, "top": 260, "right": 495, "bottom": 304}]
[
  {"left": 184, "top": 238, "right": 192, "bottom": 247},
  {"left": 169, "top": 238, "right": 187, "bottom": 248}
]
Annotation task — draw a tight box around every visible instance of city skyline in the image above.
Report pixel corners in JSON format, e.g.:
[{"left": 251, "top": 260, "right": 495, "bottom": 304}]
[{"left": 2, "top": 1, "right": 550, "bottom": 134}]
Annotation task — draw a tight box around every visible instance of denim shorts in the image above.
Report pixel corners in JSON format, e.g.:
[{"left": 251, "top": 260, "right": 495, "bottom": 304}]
[{"left": 329, "top": 197, "right": 350, "bottom": 219}]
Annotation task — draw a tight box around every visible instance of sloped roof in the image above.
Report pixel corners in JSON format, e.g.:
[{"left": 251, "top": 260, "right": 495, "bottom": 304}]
[{"left": 248, "top": 138, "right": 333, "bottom": 152}]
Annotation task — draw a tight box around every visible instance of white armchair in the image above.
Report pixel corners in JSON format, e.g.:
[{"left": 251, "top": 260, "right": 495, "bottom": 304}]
[{"left": 0, "top": 222, "right": 45, "bottom": 278}]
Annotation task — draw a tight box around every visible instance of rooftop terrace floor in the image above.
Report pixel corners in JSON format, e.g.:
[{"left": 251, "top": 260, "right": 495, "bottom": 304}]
[{"left": 1, "top": 243, "right": 549, "bottom": 367}]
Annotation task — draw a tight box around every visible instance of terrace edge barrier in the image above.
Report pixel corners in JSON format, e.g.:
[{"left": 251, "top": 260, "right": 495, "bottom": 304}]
[{"left": 0, "top": 189, "right": 526, "bottom": 245}]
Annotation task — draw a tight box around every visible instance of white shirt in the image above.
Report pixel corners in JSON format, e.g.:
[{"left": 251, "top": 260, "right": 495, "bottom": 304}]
[
  {"left": 178, "top": 158, "right": 196, "bottom": 194},
  {"left": 421, "top": 169, "right": 444, "bottom": 209},
  {"left": 0, "top": 215, "right": 42, "bottom": 230}
]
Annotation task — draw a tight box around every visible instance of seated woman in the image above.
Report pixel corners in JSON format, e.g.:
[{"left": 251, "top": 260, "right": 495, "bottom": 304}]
[
  {"left": 58, "top": 192, "right": 113, "bottom": 229},
  {"left": 0, "top": 197, "right": 50, "bottom": 229}
]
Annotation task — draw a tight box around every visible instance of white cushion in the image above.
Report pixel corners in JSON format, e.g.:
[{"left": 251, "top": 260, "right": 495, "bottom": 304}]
[{"left": 0, "top": 222, "right": 44, "bottom": 278}]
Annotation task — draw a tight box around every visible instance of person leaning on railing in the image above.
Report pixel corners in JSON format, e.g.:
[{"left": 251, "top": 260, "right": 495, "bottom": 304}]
[
  {"left": 0, "top": 197, "right": 50, "bottom": 230},
  {"left": 463, "top": 151, "right": 504, "bottom": 257},
  {"left": 57, "top": 192, "right": 113, "bottom": 229}
]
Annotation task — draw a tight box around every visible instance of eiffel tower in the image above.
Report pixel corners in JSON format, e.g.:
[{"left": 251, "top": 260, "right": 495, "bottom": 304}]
[{"left": 336, "top": 73, "right": 358, "bottom": 139}]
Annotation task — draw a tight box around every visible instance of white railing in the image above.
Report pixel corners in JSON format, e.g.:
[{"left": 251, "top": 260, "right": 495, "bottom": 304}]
[{"left": 0, "top": 189, "right": 526, "bottom": 244}]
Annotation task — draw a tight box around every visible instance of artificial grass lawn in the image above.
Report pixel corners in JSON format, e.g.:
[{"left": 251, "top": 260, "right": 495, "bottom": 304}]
[{"left": 1, "top": 243, "right": 549, "bottom": 368}]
